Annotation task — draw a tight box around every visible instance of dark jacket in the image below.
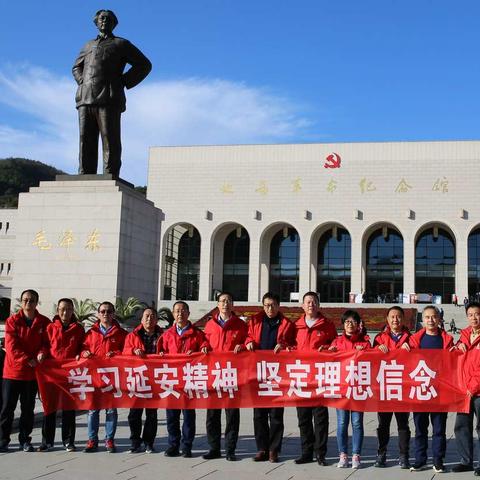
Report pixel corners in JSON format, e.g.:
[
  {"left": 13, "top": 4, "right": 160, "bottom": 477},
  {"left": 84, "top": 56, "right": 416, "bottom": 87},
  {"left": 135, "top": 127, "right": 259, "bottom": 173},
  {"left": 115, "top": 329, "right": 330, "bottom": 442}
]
[{"left": 73, "top": 35, "right": 152, "bottom": 111}]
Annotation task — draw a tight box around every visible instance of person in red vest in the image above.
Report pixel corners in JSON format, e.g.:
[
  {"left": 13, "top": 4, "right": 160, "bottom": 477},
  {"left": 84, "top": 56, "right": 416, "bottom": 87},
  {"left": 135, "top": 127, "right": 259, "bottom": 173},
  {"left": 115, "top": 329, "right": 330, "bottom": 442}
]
[
  {"left": 0, "top": 289, "right": 51, "bottom": 452},
  {"left": 159, "top": 301, "right": 208, "bottom": 458},
  {"left": 373, "top": 305, "right": 411, "bottom": 469},
  {"left": 404, "top": 305, "right": 453, "bottom": 473},
  {"left": 123, "top": 307, "right": 162, "bottom": 454},
  {"left": 452, "top": 301, "right": 480, "bottom": 474},
  {"left": 294, "top": 291, "right": 337, "bottom": 466},
  {"left": 245, "top": 292, "right": 296, "bottom": 463},
  {"left": 202, "top": 291, "right": 248, "bottom": 462},
  {"left": 37, "top": 298, "right": 85, "bottom": 452},
  {"left": 81, "top": 301, "right": 127, "bottom": 453},
  {"left": 329, "top": 309, "right": 370, "bottom": 470}
]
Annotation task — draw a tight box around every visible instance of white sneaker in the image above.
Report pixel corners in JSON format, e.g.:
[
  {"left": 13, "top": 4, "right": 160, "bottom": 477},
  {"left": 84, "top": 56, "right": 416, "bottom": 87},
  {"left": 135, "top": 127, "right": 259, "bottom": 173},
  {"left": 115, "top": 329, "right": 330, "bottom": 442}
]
[
  {"left": 352, "top": 454, "right": 361, "bottom": 469},
  {"left": 337, "top": 453, "right": 348, "bottom": 468}
]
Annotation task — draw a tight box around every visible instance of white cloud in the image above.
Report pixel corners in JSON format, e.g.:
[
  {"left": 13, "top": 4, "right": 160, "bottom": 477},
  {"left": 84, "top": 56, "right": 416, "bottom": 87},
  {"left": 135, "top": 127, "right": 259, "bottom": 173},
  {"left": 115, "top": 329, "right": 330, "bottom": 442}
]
[{"left": 0, "top": 64, "right": 312, "bottom": 185}]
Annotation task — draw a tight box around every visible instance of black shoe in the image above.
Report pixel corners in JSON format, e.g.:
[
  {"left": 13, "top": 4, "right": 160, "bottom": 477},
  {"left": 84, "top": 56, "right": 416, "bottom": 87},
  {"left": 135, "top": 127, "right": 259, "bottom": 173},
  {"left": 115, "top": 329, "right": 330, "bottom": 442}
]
[
  {"left": 182, "top": 449, "right": 192, "bottom": 458},
  {"left": 295, "top": 454, "right": 313, "bottom": 464},
  {"left": 128, "top": 444, "right": 143, "bottom": 454},
  {"left": 164, "top": 446, "right": 180, "bottom": 457},
  {"left": 452, "top": 464, "right": 474, "bottom": 473},
  {"left": 475, "top": 467, "right": 480, "bottom": 476},
  {"left": 22, "top": 443, "right": 34, "bottom": 452},
  {"left": 203, "top": 450, "right": 221, "bottom": 460},
  {"left": 316, "top": 455, "right": 328, "bottom": 466},
  {"left": 64, "top": 444, "right": 76, "bottom": 452},
  {"left": 410, "top": 463, "right": 427, "bottom": 472},
  {"left": 399, "top": 456, "right": 410, "bottom": 469},
  {"left": 375, "top": 454, "right": 387, "bottom": 468},
  {"left": 433, "top": 461, "right": 446, "bottom": 473},
  {"left": 36, "top": 443, "right": 53, "bottom": 452},
  {"left": 226, "top": 453, "right": 237, "bottom": 461},
  {"left": 0, "top": 444, "right": 8, "bottom": 453}
]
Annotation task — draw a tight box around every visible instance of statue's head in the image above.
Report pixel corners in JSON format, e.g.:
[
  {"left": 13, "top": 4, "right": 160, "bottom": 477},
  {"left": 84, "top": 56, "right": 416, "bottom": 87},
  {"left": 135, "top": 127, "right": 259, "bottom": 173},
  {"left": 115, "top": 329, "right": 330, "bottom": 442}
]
[{"left": 93, "top": 10, "right": 118, "bottom": 34}]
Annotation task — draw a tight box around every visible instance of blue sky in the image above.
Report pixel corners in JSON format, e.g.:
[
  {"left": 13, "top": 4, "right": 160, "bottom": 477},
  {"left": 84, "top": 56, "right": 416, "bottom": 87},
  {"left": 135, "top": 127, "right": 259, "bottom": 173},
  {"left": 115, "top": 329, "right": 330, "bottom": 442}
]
[{"left": 0, "top": 0, "right": 479, "bottom": 185}]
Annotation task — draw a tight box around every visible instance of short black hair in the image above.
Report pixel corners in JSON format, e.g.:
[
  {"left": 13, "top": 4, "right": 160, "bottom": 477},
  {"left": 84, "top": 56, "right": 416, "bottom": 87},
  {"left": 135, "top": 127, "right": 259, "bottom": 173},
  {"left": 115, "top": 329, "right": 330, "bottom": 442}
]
[
  {"left": 57, "top": 298, "right": 73, "bottom": 308},
  {"left": 302, "top": 291, "right": 319, "bottom": 304},
  {"left": 172, "top": 301, "right": 189, "bottom": 312},
  {"left": 97, "top": 301, "right": 115, "bottom": 312},
  {"left": 341, "top": 309, "right": 361, "bottom": 324},
  {"left": 386, "top": 305, "right": 404, "bottom": 317},
  {"left": 466, "top": 301, "right": 480, "bottom": 312},
  {"left": 20, "top": 289, "right": 39, "bottom": 302},
  {"left": 262, "top": 292, "right": 280, "bottom": 305}
]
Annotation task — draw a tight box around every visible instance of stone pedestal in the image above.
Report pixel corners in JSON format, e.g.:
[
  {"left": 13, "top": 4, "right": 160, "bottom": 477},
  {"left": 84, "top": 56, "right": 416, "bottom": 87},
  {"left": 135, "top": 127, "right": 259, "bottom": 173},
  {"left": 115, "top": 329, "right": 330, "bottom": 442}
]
[{"left": 11, "top": 178, "right": 162, "bottom": 316}]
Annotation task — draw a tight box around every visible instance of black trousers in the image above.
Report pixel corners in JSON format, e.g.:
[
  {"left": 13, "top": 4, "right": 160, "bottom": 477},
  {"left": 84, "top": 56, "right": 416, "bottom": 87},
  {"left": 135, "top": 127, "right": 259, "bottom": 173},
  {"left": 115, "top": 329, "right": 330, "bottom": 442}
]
[
  {"left": 253, "top": 407, "right": 284, "bottom": 453},
  {"left": 128, "top": 408, "right": 158, "bottom": 447},
  {"left": 377, "top": 411, "right": 410, "bottom": 456},
  {"left": 0, "top": 379, "right": 37, "bottom": 446},
  {"left": 78, "top": 105, "right": 122, "bottom": 177},
  {"left": 206, "top": 408, "right": 239, "bottom": 453},
  {"left": 296, "top": 406, "right": 329, "bottom": 458},
  {"left": 413, "top": 412, "right": 447, "bottom": 464},
  {"left": 166, "top": 409, "right": 196, "bottom": 450},
  {"left": 454, "top": 396, "right": 480, "bottom": 467},
  {"left": 41, "top": 410, "right": 76, "bottom": 446}
]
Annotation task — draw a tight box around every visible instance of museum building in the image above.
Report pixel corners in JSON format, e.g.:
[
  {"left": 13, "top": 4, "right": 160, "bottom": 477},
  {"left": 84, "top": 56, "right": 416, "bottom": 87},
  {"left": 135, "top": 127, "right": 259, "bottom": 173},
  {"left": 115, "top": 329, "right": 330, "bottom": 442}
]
[{"left": 147, "top": 140, "right": 480, "bottom": 305}]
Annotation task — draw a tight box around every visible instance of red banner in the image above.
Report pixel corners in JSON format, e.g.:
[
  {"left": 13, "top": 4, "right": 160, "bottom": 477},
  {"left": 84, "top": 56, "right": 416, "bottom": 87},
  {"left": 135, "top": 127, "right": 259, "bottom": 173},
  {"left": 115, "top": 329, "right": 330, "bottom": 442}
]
[{"left": 36, "top": 350, "right": 470, "bottom": 415}]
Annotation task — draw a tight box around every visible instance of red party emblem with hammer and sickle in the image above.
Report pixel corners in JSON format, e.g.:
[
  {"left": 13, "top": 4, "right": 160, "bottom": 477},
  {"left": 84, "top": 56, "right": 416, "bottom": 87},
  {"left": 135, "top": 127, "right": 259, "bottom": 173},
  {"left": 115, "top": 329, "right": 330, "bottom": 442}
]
[{"left": 324, "top": 152, "right": 341, "bottom": 169}]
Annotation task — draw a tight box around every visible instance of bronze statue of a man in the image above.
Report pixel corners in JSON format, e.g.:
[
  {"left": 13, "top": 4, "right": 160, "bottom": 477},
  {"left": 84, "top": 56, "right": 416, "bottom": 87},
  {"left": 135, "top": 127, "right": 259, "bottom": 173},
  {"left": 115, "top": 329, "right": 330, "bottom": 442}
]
[{"left": 73, "top": 10, "right": 152, "bottom": 179}]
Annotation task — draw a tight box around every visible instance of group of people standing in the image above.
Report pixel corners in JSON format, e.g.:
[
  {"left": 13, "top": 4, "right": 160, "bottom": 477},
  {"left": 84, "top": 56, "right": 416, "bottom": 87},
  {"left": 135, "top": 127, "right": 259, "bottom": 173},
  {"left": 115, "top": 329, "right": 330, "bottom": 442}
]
[{"left": 1, "top": 289, "right": 480, "bottom": 475}]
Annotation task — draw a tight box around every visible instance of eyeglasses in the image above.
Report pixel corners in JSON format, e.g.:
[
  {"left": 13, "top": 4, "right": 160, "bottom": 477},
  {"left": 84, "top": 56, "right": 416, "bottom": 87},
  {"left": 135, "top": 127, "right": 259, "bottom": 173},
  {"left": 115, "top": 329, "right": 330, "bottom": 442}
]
[{"left": 99, "top": 309, "right": 114, "bottom": 314}]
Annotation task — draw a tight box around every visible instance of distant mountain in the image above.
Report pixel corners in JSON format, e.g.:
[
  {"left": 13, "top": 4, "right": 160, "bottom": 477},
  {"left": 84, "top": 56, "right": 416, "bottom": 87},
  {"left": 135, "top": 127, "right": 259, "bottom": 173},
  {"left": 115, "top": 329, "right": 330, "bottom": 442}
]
[{"left": 0, "top": 158, "right": 65, "bottom": 208}]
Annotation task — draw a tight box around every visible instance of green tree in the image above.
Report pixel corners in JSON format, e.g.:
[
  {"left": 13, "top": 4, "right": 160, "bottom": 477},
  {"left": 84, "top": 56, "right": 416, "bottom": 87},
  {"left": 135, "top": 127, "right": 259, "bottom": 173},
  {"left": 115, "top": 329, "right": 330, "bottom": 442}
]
[{"left": 0, "top": 158, "right": 65, "bottom": 208}]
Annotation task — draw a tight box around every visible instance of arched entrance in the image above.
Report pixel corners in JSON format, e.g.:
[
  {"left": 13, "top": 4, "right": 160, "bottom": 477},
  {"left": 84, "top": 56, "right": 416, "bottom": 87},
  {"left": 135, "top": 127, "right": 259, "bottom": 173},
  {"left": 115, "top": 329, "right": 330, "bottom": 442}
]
[
  {"left": 269, "top": 227, "right": 300, "bottom": 302},
  {"left": 222, "top": 227, "right": 250, "bottom": 300},
  {"left": 365, "top": 226, "right": 403, "bottom": 303},
  {"left": 162, "top": 223, "right": 200, "bottom": 300},
  {"left": 415, "top": 225, "right": 455, "bottom": 301},
  {"left": 316, "top": 226, "right": 351, "bottom": 302}
]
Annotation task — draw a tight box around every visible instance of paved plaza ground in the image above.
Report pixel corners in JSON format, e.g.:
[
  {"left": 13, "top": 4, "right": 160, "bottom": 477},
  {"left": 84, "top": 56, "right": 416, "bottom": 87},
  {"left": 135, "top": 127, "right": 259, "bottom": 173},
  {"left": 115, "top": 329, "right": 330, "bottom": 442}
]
[{"left": 0, "top": 405, "right": 475, "bottom": 480}]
